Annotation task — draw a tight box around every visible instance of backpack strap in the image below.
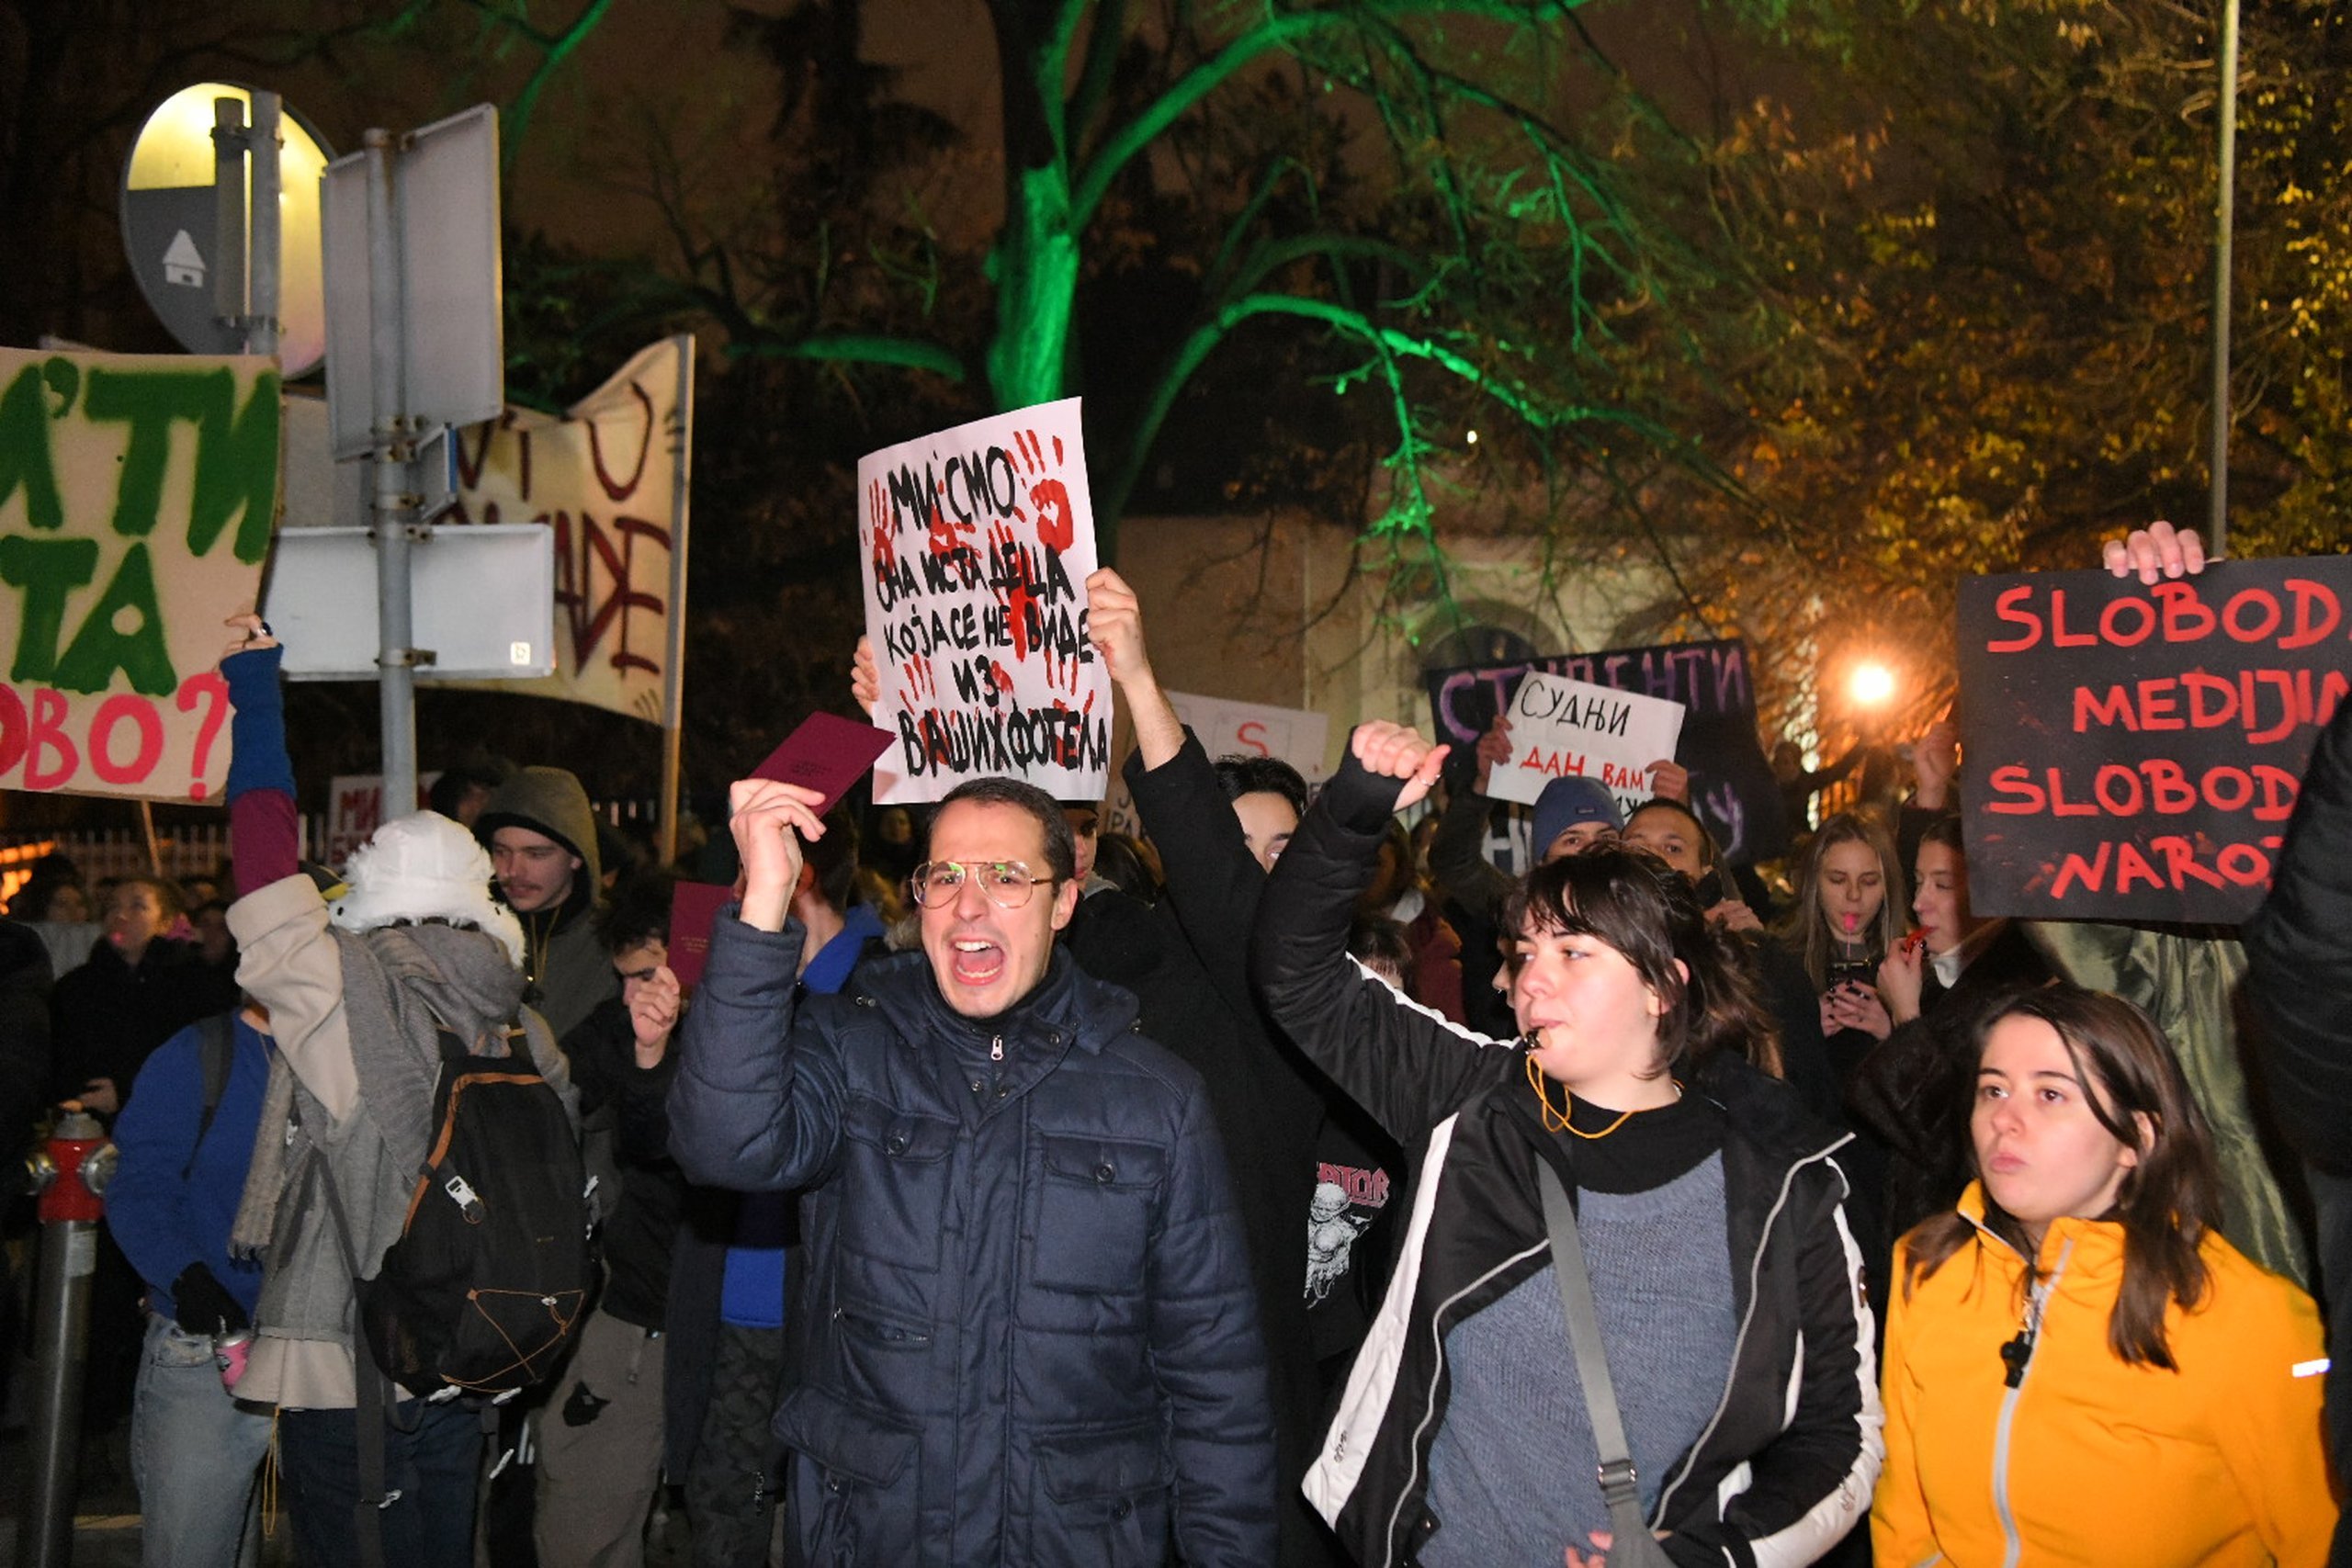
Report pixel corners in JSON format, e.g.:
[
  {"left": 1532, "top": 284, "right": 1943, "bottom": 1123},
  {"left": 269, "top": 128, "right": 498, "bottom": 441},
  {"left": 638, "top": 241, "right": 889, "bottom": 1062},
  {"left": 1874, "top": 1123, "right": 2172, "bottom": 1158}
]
[
  {"left": 314, "top": 1156, "right": 394, "bottom": 1568},
  {"left": 179, "top": 1013, "right": 237, "bottom": 1181}
]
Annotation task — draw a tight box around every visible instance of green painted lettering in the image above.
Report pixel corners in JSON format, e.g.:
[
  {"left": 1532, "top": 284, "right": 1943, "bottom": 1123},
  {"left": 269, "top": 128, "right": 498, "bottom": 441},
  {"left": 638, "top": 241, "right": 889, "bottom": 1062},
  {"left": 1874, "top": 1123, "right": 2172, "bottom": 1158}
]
[
  {"left": 190, "top": 369, "right": 280, "bottom": 563},
  {"left": 51, "top": 541, "right": 175, "bottom": 695},
  {"left": 0, "top": 367, "right": 65, "bottom": 531},
  {"left": 82, "top": 368, "right": 216, "bottom": 539},
  {"left": 0, "top": 533, "right": 99, "bottom": 682},
  {"left": 81, "top": 367, "right": 280, "bottom": 561}
]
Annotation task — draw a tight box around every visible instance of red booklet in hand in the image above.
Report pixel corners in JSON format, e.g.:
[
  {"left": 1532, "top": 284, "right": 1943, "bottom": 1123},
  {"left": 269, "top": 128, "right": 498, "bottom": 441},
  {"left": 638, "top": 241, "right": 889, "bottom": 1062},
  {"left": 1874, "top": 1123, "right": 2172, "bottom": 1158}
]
[
  {"left": 665, "top": 881, "right": 735, "bottom": 995},
  {"left": 751, "top": 712, "right": 895, "bottom": 814}
]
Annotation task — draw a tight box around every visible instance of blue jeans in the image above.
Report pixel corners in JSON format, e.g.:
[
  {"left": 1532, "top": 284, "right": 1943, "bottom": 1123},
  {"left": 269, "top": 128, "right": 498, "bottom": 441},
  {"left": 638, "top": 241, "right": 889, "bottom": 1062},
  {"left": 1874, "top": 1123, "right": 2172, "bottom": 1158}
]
[
  {"left": 130, "top": 1314, "right": 272, "bottom": 1568},
  {"left": 278, "top": 1397, "right": 483, "bottom": 1568}
]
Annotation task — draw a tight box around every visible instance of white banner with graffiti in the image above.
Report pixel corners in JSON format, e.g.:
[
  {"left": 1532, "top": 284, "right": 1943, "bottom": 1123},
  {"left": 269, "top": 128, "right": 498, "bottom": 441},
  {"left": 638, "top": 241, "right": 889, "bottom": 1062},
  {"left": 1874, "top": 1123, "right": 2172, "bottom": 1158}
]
[
  {"left": 439, "top": 336, "right": 692, "bottom": 724},
  {"left": 0, "top": 346, "right": 278, "bottom": 801}
]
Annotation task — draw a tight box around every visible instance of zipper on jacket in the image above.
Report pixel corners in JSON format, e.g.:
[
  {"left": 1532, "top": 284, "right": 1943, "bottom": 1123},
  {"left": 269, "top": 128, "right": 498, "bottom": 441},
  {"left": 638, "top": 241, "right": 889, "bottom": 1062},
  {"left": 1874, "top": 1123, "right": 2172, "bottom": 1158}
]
[
  {"left": 1990, "top": 1245, "right": 2069, "bottom": 1568},
  {"left": 1651, "top": 1144, "right": 1833, "bottom": 1523},
  {"left": 1387, "top": 1244, "right": 1549, "bottom": 1568},
  {"left": 831, "top": 1305, "right": 933, "bottom": 1347},
  {"left": 990, "top": 1033, "right": 1003, "bottom": 1062}
]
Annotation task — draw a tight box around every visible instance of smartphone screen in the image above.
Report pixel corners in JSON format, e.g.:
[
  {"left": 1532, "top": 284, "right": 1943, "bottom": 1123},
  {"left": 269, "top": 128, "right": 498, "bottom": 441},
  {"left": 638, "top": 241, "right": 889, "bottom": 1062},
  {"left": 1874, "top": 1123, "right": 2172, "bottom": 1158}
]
[{"left": 1826, "top": 957, "right": 1878, "bottom": 991}]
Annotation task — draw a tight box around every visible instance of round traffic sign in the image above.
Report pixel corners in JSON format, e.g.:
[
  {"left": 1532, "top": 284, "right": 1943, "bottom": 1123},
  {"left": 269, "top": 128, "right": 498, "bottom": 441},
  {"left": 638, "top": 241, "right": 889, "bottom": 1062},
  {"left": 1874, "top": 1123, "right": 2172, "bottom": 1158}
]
[{"left": 120, "top": 83, "right": 333, "bottom": 376}]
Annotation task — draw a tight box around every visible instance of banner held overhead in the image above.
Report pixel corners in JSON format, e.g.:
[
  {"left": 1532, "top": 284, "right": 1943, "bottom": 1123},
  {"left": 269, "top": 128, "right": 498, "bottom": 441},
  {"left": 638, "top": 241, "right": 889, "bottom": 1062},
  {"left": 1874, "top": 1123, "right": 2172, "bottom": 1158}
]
[{"left": 0, "top": 346, "right": 280, "bottom": 802}]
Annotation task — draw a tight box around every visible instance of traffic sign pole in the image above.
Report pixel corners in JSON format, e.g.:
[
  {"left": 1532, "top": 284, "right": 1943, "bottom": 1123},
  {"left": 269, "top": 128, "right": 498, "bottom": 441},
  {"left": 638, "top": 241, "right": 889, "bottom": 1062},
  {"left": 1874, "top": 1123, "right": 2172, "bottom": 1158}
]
[
  {"left": 366, "top": 129, "right": 420, "bottom": 817},
  {"left": 210, "top": 98, "right": 247, "bottom": 337},
  {"left": 249, "top": 92, "right": 281, "bottom": 358}
]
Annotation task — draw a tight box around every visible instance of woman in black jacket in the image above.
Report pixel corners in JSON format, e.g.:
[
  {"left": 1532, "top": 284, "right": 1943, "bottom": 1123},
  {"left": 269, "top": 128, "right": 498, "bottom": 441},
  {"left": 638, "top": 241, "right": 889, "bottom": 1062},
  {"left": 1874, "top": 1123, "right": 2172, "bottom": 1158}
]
[
  {"left": 1847, "top": 815, "right": 2053, "bottom": 1249},
  {"left": 1251, "top": 722, "right": 1882, "bottom": 1568},
  {"left": 51, "top": 875, "right": 238, "bottom": 1115}
]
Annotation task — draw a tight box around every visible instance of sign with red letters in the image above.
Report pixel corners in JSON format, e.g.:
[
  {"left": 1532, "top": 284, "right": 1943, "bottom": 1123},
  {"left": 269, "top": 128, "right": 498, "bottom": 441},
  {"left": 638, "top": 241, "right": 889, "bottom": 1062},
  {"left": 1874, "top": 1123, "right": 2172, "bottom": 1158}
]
[{"left": 1957, "top": 557, "right": 2351, "bottom": 923}]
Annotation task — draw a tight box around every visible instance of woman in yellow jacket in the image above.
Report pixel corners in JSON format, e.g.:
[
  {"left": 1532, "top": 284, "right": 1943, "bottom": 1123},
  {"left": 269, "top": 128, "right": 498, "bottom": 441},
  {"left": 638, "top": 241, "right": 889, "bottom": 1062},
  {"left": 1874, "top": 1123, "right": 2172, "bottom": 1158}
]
[{"left": 1873, "top": 984, "right": 2336, "bottom": 1567}]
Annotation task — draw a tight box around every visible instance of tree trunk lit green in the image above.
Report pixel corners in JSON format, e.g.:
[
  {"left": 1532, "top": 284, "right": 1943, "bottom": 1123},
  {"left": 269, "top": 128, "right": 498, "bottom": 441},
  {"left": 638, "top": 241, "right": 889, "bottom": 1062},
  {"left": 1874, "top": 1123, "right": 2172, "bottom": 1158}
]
[{"left": 987, "top": 164, "right": 1081, "bottom": 420}]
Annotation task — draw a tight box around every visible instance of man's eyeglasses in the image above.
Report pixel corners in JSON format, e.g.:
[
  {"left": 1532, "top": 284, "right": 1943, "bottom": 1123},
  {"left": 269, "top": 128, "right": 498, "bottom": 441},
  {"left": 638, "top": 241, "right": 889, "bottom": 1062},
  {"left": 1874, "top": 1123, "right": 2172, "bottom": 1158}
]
[{"left": 909, "top": 860, "right": 1054, "bottom": 909}]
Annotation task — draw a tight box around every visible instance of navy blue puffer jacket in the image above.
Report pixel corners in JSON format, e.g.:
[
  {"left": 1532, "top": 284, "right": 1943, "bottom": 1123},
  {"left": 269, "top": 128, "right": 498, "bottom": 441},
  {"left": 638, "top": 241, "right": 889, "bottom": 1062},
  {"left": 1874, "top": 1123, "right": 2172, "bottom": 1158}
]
[{"left": 668, "top": 912, "right": 1276, "bottom": 1567}]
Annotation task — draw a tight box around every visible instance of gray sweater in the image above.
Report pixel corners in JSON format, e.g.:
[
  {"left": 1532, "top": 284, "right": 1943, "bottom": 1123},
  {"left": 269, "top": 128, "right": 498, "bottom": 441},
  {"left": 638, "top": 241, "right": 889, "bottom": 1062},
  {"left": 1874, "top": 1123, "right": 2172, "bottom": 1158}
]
[{"left": 1421, "top": 1154, "right": 1737, "bottom": 1564}]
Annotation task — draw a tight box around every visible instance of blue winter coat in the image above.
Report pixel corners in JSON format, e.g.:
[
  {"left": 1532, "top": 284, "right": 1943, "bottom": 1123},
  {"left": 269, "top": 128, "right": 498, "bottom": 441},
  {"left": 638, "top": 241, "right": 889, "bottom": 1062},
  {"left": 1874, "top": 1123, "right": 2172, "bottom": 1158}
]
[{"left": 667, "top": 911, "right": 1276, "bottom": 1568}]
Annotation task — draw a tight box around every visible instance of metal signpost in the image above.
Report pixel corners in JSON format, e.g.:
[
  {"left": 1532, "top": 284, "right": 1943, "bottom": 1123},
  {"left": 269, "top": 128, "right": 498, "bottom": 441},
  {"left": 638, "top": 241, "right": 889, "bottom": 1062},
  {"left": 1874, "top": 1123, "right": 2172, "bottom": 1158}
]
[
  {"left": 320, "top": 107, "right": 505, "bottom": 818},
  {"left": 265, "top": 524, "right": 555, "bottom": 682}
]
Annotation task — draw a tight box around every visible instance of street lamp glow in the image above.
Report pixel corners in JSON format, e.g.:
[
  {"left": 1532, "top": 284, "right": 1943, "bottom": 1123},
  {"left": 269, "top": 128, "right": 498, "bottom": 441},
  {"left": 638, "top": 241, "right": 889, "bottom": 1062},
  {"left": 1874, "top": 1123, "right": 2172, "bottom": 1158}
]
[
  {"left": 1849, "top": 662, "right": 1896, "bottom": 706},
  {"left": 1464, "top": 428, "right": 1479, "bottom": 446}
]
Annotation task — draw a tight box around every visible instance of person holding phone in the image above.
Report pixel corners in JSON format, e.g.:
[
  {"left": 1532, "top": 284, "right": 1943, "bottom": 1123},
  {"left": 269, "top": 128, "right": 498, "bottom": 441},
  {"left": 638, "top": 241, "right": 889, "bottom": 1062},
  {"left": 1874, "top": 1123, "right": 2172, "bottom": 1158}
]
[
  {"left": 1781, "top": 814, "right": 1908, "bottom": 1043},
  {"left": 1775, "top": 814, "right": 1911, "bottom": 1265}
]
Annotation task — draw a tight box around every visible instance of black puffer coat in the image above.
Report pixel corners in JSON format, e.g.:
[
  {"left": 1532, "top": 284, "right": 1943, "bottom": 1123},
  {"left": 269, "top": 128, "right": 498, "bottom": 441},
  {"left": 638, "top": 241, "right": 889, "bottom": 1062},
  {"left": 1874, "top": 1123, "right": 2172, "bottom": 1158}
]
[{"left": 668, "top": 917, "right": 1276, "bottom": 1567}]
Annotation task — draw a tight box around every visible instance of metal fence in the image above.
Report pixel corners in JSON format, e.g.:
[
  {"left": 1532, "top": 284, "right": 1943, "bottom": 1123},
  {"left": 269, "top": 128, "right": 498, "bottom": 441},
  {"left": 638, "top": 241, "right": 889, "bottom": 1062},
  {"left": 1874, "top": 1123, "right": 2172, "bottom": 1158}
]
[
  {"left": 0, "top": 820, "right": 322, "bottom": 909},
  {"left": 3, "top": 795, "right": 670, "bottom": 910}
]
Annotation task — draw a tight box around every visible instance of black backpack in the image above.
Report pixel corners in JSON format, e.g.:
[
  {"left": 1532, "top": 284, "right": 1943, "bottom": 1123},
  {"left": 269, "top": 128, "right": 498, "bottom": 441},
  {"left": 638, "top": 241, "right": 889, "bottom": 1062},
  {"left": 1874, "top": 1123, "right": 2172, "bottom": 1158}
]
[{"left": 340, "top": 1019, "right": 594, "bottom": 1396}]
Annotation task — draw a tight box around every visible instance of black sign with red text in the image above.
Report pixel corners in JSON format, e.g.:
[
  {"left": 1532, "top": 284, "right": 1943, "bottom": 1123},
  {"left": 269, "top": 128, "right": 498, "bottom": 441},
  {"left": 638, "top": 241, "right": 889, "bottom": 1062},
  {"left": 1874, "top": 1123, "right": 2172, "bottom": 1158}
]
[
  {"left": 1423, "top": 638, "right": 1788, "bottom": 863},
  {"left": 1957, "top": 557, "right": 2352, "bottom": 923}
]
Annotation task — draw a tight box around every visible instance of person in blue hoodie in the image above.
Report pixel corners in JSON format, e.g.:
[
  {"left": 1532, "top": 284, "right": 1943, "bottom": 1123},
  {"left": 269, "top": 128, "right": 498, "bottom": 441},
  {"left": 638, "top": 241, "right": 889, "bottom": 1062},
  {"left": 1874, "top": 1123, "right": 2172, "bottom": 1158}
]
[{"left": 108, "top": 1001, "right": 272, "bottom": 1568}]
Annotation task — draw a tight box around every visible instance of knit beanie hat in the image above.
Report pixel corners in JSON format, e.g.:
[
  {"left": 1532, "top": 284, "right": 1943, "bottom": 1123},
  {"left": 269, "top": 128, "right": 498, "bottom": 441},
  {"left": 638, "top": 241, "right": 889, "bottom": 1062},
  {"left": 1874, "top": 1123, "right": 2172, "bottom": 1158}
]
[
  {"left": 332, "top": 810, "right": 527, "bottom": 967},
  {"left": 1531, "top": 776, "right": 1623, "bottom": 861}
]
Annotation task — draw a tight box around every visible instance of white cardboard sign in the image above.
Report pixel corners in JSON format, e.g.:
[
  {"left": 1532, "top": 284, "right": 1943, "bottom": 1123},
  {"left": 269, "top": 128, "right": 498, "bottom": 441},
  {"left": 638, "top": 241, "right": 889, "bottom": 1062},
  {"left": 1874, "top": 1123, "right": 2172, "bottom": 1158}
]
[
  {"left": 1487, "top": 671, "right": 1685, "bottom": 817},
  {"left": 0, "top": 347, "right": 277, "bottom": 802},
  {"left": 859, "top": 399, "right": 1111, "bottom": 803},
  {"left": 324, "top": 772, "right": 439, "bottom": 866},
  {"left": 1100, "top": 692, "right": 1329, "bottom": 840},
  {"left": 1165, "top": 691, "right": 1330, "bottom": 781}
]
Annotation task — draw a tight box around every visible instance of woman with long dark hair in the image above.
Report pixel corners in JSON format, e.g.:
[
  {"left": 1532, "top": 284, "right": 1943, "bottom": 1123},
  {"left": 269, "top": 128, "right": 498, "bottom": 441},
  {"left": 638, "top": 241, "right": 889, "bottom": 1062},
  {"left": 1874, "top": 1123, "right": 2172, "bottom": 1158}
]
[
  {"left": 1254, "top": 721, "right": 1880, "bottom": 1568},
  {"left": 1873, "top": 986, "right": 2335, "bottom": 1565},
  {"left": 1779, "top": 813, "right": 1908, "bottom": 1042},
  {"left": 1849, "top": 815, "right": 2052, "bottom": 1246}
]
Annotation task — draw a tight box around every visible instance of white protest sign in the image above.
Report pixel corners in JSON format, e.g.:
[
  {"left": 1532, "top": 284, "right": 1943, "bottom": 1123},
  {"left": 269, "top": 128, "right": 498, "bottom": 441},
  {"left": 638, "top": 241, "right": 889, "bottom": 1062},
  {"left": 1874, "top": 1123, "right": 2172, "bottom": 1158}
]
[
  {"left": 0, "top": 346, "right": 279, "bottom": 802},
  {"left": 1487, "top": 671, "right": 1685, "bottom": 817},
  {"left": 859, "top": 398, "right": 1111, "bottom": 803},
  {"left": 324, "top": 772, "right": 439, "bottom": 865},
  {"left": 1165, "top": 691, "right": 1330, "bottom": 781},
  {"left": 1101, "top": 693, "right": 1329, "bottom": 839}
]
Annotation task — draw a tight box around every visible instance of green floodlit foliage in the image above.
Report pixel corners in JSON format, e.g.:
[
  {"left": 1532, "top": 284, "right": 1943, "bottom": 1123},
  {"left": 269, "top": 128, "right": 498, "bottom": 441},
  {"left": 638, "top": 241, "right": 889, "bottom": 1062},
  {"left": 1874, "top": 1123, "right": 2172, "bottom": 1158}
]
[{"left": 621, "top": 0, "right": 1766, "bottom": 616}]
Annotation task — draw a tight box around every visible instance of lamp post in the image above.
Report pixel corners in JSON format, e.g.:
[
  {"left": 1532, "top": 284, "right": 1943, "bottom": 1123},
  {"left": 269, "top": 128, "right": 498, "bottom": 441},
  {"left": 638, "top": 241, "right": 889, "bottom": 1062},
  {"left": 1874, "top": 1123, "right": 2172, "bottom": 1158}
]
[{"left": 2208, "top": 0, "right": 2240, "bottom": 559}]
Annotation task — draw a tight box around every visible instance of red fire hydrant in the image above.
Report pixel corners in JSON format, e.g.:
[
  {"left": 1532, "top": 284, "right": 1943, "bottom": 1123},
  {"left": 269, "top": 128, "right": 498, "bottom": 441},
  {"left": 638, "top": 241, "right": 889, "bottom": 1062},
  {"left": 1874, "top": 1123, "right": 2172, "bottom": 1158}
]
[{"left": 24, "top": 1109, "right": 119, "bottom": 1568}]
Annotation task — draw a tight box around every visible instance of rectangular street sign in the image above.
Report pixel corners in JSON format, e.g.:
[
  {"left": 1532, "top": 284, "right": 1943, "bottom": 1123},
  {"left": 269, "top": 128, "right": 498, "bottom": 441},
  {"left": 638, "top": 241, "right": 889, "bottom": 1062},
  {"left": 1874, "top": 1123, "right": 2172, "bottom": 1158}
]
[
  {"left": 322, "top": 105, "right": 503, "bottom": 457},
  {"left": 263, "top": 523, "right": 554, "bottom": 681}
]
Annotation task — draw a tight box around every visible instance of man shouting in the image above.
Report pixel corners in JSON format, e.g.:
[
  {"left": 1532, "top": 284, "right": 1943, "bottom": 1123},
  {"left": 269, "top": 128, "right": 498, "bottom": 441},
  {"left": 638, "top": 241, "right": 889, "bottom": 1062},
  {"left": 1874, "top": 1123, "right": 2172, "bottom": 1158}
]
[{"left": 668, "top": 772, "right": 1275, "bottom": 1566}]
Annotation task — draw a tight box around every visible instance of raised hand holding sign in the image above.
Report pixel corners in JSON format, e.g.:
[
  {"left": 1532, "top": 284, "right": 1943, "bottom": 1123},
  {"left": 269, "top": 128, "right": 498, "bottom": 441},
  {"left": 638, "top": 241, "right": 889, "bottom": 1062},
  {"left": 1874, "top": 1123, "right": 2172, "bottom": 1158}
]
[{"left": 858, "top": 400, "right": 1111, "bottom": 803}]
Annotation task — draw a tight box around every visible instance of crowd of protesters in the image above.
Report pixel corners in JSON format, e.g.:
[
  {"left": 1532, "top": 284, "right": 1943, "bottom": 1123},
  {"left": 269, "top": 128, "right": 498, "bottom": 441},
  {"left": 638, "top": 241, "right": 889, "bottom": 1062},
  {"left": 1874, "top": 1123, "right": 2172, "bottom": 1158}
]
[{"left": 0, "top": 518, "right": 2339, "bottom": 1567}]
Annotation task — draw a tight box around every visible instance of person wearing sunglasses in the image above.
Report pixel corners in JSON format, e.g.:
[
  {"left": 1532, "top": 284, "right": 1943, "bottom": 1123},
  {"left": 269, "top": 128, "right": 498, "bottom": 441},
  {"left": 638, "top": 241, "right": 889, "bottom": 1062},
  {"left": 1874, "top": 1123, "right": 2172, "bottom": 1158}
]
[{"left": 667, "top": 772, "right": 1276, "bottom": 1567}]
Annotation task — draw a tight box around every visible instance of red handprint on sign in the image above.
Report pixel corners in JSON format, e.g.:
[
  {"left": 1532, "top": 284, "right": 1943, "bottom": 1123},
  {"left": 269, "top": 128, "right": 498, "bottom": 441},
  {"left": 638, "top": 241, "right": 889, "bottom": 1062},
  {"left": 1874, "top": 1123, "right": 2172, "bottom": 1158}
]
[{"left": 1031, "top": 479, "right": 1073, "bottom": 551}]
